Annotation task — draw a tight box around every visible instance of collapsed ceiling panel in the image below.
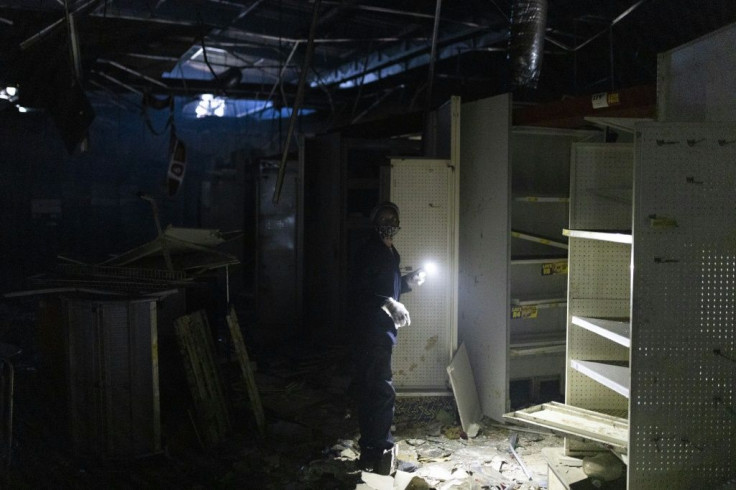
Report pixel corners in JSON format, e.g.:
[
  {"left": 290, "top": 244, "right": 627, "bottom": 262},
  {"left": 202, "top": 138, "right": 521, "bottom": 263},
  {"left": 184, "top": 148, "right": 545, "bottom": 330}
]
[{"left": 0, "top": 0, "right": 735, "bottom": 129}]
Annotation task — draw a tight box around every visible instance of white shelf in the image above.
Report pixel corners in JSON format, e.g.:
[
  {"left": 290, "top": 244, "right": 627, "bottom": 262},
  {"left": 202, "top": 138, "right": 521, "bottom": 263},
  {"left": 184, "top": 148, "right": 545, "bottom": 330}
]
[
  {"left": 570, "top": 360, "right": 630, "bottom": 398},
  {"left": 511, "top": 332, "right": 566, "bottom": 347},
  {"left": 511, "top": 332, "right": 566, "bottom": 357},
  {"left": 510, "top": 344, "right": 566, "bottom": 357},
  {"left": 562, "top": 229, "right": 632, "bottom": 244},
  {"left": 510, "top": 257, "right": 567, "bottom": 265},
  {"left": 571, "top": 316, "right": 631, "bottom": 348},
  {"left": 511, "top": 230, "right": 568, "bottom": 249}
]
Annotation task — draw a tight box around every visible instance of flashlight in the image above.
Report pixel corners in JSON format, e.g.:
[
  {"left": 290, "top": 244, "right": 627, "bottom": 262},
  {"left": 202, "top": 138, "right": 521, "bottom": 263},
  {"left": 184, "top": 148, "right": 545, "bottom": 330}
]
[{"left": 422, "top": 261, "right": 438, "bottom": 276}]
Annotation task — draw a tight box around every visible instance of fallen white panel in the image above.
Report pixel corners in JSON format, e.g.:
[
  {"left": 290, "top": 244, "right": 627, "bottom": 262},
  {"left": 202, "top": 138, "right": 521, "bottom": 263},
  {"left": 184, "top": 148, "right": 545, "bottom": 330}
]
[
  {"left": 359, "top": 471, "right": 394, "bottom": 490},
  {"left": 446, "top": 342, "right": 482, "bottom": 435}
]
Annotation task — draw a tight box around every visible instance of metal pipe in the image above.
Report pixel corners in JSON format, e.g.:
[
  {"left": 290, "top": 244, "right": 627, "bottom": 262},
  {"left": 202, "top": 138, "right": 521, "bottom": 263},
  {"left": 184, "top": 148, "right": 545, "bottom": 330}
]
[
  {"left": 510, "top": 0, "right": 548, "bottom": 89},
  {"left": 266, "top": 41, "right": 300, "bottom": 105},
  {"left": 20, "top": 0, "right": 100, "bottom": 50},
  {"left": 352, "top": 85, "right": 402, "bottom": 124},
  {"left": 544, "top": 0, "right": 647, "bottom": 53},
  {"left": 233, "top": 0, "right": 266, "bottom": 23},
  {"left": 92, "top": 70, "right": 144, "bottom": 95},
  {"left": 319, "top": 1, "right": 481, "bottom": 28},
  {"left": 273, "top": 0, "right": 322, "bottom": 204},
  {"left": 424, "top": 0, "right": 443, "bottom": 113},
  {"left": 98, "top": 59, "right": 170, "bottom": 88}
]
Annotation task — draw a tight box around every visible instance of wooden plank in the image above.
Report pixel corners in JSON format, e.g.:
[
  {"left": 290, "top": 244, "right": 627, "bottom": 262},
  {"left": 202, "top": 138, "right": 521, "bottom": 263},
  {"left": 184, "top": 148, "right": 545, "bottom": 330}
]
[
  {"left": 226, "top": 307, "right": 266, "bottom": 436},
  {"left": 174, "top": 311, "right": 230, "bottom": 447}
]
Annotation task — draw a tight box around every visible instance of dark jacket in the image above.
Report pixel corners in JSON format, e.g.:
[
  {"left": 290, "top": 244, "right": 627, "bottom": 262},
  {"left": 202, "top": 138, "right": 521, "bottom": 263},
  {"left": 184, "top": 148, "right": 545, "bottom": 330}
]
[{"left": 350, "top": 231, "right": 411, "bottom": 347}]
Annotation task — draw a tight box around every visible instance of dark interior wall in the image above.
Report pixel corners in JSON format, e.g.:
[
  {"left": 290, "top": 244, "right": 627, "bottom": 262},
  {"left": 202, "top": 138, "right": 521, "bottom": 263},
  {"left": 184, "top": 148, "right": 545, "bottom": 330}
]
[{"left": 0, "top": 93, "right": 274, "bottom": 295}]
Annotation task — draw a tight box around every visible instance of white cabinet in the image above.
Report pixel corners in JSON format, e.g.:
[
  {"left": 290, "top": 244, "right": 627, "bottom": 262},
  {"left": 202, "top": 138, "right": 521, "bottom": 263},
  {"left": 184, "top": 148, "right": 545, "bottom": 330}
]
[
  {"left": 507, "top": 122, "right": 736, "bottom": 489},
  {"left": 458, "top": 93, "right": 600, "bottom": 420}
]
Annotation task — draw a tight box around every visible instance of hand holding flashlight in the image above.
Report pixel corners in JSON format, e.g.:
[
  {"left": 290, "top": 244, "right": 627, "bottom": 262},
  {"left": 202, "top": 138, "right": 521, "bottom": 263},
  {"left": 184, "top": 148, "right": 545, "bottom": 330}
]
[
  {"left": 407, "top": 268, "right": 427, "bottom": 287},
  {"left": 404, "top": 261, "right": 437, "bottom": 288}
]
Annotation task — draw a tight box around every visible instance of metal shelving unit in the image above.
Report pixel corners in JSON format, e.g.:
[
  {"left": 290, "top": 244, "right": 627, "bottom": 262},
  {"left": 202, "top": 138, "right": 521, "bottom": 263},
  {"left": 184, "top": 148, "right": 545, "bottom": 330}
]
[
  {"left": 507, "top": 123, "right": 736, "bottom": 489},
  {"left": 508, "top": 128, "right": 601, "bottom": 408}
]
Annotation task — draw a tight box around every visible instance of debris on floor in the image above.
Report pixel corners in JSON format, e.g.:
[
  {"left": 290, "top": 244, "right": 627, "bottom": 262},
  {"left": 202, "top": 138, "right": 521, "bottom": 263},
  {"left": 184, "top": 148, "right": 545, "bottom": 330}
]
[{"left": 1, "top": 297, "right": 565, "bottom": 489}]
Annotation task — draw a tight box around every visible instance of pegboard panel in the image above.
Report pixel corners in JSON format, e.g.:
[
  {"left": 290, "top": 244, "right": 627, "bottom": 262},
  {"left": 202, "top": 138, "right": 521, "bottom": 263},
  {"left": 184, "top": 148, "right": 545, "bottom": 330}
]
[
  {"left": 629, "top": 123, "right": 736, "bottom": 488},
  {"left": 390, "top": 159, "right": 457, "bottom": 391},
  {"left": 570, "top": 144, "right": 633, "bottom": 230},
  {"left": 567, "top": 239, "right": 631, "bottom": 302}
]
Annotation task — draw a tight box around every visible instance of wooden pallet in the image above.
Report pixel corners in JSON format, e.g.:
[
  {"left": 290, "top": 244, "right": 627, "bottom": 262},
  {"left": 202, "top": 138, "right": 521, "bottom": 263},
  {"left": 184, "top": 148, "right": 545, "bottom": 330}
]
[
  {"left": 174, "top": 311, "right": 230, "bottom": 447},
  {"left": 226, "top": 307, "right": 266, "bottom": 436}
]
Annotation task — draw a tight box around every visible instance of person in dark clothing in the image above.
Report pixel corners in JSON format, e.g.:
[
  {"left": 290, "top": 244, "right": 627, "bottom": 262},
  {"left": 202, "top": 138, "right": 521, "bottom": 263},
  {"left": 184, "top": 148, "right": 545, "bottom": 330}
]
[{"left": 349, "top": 202, "right": 426, "bottom": 475}]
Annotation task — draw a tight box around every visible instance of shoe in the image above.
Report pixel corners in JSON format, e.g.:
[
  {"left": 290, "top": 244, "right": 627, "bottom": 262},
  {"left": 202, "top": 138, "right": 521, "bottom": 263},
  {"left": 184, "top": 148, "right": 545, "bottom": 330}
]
[
  {"left": 372, "top": 446, "right": 396, "bottom": 476},
  {"left": 396, "top": 459, "right": 419, "bottom": 472},
  {"left": 358, "top": 448, "right": 380, "bottom": 472},
  {"left": 358, "top": 445, "right": 396, "bottom": 476}
]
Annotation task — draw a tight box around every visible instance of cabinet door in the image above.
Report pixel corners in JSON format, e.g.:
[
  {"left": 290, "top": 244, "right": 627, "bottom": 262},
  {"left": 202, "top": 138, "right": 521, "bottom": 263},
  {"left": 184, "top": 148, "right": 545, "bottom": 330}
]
[
  {"left": 390, "top": 158, "right": 458, "bottom": 392},
  {"left": 458, "top": 93, "right": 511, "bottom": 420}
]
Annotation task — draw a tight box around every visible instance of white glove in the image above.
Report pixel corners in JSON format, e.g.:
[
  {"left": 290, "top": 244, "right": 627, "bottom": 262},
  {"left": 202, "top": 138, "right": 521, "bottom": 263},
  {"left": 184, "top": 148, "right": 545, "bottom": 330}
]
[
  {"left": 382, "top": 298, "right": 411, "bottom": 328},
  {"left": 406, "top": 268, "right": 427, "bottom": 288}
]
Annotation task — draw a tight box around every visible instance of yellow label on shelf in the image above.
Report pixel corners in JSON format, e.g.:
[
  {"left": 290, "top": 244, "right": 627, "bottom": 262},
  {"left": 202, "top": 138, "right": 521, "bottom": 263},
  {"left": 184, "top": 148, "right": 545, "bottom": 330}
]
[
  {"left": 649, "top": 215, "right": 678, "bottom": 229},
  {"left": 512, "top": 305, "right": 538, "bottom": 319},
  {"left": 542, "top": 262, "right": 568, "bottom": 275}
]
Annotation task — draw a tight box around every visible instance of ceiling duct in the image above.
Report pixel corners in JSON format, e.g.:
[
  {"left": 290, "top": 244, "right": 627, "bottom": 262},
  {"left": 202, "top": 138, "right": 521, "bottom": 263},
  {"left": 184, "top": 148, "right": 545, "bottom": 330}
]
[{"left": 509, "top": 0, "right": 547, "bottom": 89}]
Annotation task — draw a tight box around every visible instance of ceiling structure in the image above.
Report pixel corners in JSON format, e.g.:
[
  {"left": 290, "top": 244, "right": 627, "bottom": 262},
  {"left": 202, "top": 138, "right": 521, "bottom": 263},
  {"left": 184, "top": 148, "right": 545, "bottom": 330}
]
[{"left": 1, "top": 0, "right": 736, "bottom": 131}]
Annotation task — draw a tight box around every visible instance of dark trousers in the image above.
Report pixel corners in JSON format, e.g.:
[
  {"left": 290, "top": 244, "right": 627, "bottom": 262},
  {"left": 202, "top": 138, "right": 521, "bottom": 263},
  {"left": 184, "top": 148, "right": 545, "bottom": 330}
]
[{"left": 352, "top": 342, "right": 395, "bottom": 456}]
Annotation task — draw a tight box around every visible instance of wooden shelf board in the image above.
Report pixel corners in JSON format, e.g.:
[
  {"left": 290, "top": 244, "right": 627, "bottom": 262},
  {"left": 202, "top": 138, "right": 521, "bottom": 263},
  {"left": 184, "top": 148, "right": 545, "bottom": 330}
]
[{"left": 572, "top": 316, "right": 631, "bottom": 348}]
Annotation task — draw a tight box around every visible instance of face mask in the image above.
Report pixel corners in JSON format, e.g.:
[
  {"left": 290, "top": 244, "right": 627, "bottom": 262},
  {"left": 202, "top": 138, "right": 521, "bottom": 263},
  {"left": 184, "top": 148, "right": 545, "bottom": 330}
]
[{"left": 377, "top": 225, "right": 400, "bottom": 239}]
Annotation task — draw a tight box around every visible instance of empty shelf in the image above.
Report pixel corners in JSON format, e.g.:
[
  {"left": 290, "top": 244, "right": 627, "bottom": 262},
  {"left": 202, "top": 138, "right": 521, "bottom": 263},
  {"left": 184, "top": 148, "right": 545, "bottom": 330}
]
[
  {"left": 512, "top": 297, "right": 566, "bottom": 306},
  {"left": 511, "top": 299, "right": 566, "bottom": 319},
  {"left": 513, "top": 196, "right": 570, "bottom": 203},
  {"left": 510, "top": 344, "right": 566, "bottom": 357},
  {"left": 511, "top": 230, "right": 568, "bottom": 249},
  {"left": 511, "top": 333, "right": 566, "bottom": 357},
  {"left": 571, "top": 316, "right": 631, "bottom": 348},
  {"left": 511, "top": 256, "right": 567, "bottom": 265},
  {"left": 571, "top": 360, "right": 630, "bottom": 398},
  {"left": 563, "top": 229, "right": 632, "bottom": 244},
  {"left": 511, "top": 332, "right": 566, "bottom": 347}
]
